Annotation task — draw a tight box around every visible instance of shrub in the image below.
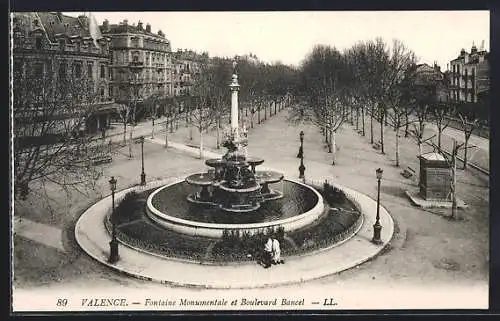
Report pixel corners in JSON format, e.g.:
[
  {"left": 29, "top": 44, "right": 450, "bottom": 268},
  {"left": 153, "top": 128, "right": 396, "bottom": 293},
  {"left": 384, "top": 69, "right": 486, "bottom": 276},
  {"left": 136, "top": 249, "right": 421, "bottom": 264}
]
[
  {"left": 321, "top": 181, "right": 347, "bottom": 206},
  {"left": 113, "top": 191, "right": 144, "bottom": 224},
  {"left": 214, "top": 226, "right": 285, "bottom": 262}
]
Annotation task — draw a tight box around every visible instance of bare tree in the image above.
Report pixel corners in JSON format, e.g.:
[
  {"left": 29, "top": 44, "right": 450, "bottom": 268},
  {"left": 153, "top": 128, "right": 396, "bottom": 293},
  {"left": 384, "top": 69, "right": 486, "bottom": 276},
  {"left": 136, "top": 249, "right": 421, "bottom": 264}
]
[
  {"left": 142, "top": 92, "right": 163, "bottom": 139},
  {"left": 114, "top": 103, "right": 129, "bottom": 144},
  {"left": 386, "top": 70, "right": 416, "bottom": 167},
  {"left": 430, "top": 102, "right": 454, "bottom": 150},
  {"left": 190, "top": 63, "right": 219, "bottom": 159},
  {"left": 457, "top": 103, "right": 481, "bottom": 170},
  {"left": 296, "top": 44, "right": 349, "bottom": 165},
  {"left": 13, "top": 56, "right": 108, "bottom": 200},
  {"left": 426, "top": 139, "right": 475, "bottom": 220},
  {"left": 409, "top": 102, "right": 433, "bottom": 156},
  {"left": 376, "top": 39, "right": 416, "bottom": 154}
]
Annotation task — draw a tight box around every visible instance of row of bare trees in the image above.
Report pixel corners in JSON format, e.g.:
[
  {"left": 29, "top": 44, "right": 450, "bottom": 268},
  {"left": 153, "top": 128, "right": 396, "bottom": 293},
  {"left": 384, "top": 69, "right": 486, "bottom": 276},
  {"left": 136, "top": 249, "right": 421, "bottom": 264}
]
[
  {"left": 290, "top": 38, "right": 488, "bottom": 171},
  {"left": 172, "top": 55, "right": 296, "bottom": 159},
  {"left": 288, "top": 39, "right": 489, "bottom": 220}
]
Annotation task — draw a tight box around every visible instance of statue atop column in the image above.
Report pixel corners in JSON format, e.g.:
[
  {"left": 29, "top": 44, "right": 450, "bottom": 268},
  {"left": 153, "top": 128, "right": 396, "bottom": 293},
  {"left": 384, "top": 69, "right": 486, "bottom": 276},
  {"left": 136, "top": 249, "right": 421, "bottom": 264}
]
[{"left": 232, "top": 56, "right": 238, "bottom": 75}]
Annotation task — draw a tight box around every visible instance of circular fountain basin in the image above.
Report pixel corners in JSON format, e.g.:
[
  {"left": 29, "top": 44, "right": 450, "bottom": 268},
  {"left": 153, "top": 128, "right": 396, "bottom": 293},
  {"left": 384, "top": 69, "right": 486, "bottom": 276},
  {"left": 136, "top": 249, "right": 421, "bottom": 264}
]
[
  {"left": 205, "top": 158, "right": 227, "bottom": 168},
  {"left": 217, "top": 181, "right": 261, "bottom": 193},
  {"left": 255, "top": 170, "right": 284, "bottom": 184},
  {"left": 246, "top": 157, "right": 265, "bottom": 167},
  {"left": 185, "top": 173, "right": 214, "bottom": 186},
  {"left": 146, "top": 178, "right": 325, "bottom": 238}
]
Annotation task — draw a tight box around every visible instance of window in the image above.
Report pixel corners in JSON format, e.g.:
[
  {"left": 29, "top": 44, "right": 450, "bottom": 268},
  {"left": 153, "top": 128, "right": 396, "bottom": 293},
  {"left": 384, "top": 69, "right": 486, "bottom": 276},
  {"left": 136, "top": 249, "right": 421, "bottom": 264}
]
[
  {"left": 109, "top": 85, "right": 113, "bottom": 97},
  {"left": 100, "top": 64, "right": 105, "bottom": 78},
  {"left": 59, "top": 62, "right": 67, "bottom": 79},
  {"left": 33, "top": 63, "right": 44, "bottom": 78},
  {"left": 59, "top": 39, "right": 66, "bottom": 51},
  {"left": 87, "top": 63, "right": 93, "bottom": 79},
  {"left": 13, "top": 61, "right": 23, "bottom": 77},
  {"left": 73, "top": 63, "right": 82, "bottom": 78},
  {"left": 35, "top": 37, "right": 42, "bottom": 50}
]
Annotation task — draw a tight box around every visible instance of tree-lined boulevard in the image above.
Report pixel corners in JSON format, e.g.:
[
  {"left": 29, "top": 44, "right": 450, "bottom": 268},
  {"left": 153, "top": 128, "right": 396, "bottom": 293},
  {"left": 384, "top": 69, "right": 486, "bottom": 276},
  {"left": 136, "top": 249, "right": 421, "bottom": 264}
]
[{"left": 12, "top": 34, "right": 489, "bottom": 307}]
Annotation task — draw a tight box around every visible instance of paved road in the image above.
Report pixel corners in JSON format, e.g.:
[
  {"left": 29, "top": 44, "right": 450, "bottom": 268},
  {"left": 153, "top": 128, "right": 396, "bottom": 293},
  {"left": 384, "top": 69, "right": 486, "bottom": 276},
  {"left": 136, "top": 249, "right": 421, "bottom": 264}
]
[{"left": 426, "top": 123, "right": 489, "bottom": 152}]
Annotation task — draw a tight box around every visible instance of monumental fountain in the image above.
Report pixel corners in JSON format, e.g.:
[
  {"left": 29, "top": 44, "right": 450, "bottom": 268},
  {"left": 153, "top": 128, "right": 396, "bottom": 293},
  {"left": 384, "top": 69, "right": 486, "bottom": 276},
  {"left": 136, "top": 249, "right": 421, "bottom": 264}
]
[{"left": 144, "top": 61, "right": 326, "bottom": 238}]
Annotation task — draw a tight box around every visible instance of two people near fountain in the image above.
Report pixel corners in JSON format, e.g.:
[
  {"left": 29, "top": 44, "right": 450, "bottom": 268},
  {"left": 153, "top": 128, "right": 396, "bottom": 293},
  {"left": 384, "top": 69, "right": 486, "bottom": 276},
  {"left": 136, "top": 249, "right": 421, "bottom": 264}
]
[{"left": 262, "top": 236, "right": 284, "bottom": 268}]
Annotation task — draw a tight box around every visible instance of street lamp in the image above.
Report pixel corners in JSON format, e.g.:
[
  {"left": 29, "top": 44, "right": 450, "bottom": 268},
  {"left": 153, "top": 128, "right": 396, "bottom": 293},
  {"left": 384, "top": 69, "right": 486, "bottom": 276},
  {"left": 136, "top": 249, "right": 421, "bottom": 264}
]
[
  {"left": 297, "top": 130, "right": 304, "bottom": 158},
  {"left": 108, "top": 176, "right": 119, "bottom": 263},
  {"left": 299, "top": 156, "right": 305, "bottom": 180},
  {"left": 139, "top": 136, "right": 146, "bottom": 185},
  {"left": 298, "top": 131, "right": 305, "bottom": 181},
  {"left": 372, "top": 168, "right": 383, "bottom": 245}
]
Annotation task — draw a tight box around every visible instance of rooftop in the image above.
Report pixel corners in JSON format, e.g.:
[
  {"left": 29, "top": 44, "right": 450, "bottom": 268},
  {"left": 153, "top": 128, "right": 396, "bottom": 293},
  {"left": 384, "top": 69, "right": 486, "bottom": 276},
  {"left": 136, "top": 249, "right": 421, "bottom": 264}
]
[
  {"left": 101, "top": 20, "right": 167, "bottom": 40},
  {"left": 419, "top": 152, "right": 446, "bottom": 161},
  {"left": 13, "top": 12, "right": 96, "bottom": 43}
]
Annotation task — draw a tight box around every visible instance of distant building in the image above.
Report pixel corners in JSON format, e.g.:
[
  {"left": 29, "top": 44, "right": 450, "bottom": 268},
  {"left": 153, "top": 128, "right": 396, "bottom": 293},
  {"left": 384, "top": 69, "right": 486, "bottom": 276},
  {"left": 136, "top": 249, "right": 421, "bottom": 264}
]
[
  {"left": 172, "top": 49, "right": 209, "bottom": 96},
  {"left": 101, "top": 19, "right": 173, "bottom": 117},
  {"left": 414, "top": 62, "right": 448, "bottom": 102},
  {"left": 12, "top": 12, "right": 115, "bottom": 133},
  {"left": 448, "top": 44, "right": 489, "bottom": 103}
]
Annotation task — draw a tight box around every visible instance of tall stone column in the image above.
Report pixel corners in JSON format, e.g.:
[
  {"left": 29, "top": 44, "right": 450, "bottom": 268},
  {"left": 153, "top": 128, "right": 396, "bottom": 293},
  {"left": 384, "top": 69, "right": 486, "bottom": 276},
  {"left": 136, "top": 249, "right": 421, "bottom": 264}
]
[{"left": 230, "top": 73, "right": 240, "bottom": 136}]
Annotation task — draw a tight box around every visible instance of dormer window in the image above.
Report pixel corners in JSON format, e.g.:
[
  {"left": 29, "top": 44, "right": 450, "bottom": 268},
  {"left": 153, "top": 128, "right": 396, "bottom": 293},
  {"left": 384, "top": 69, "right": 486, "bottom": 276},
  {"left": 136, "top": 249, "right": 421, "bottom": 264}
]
[
  {"left": 35, "top": 36, "right": 42, "bottom": 50},
  {"left": 100, "top": 64, "right": 106, "bottom": 79},
  {"left": 59, "top": 39, "right": 66, "bottom": 51},
  {"left": 73, "top": 62, "right": 82, "bottom": 78},
  {"left": 59, "top": 62, "right": 67, "bottom": 79}
]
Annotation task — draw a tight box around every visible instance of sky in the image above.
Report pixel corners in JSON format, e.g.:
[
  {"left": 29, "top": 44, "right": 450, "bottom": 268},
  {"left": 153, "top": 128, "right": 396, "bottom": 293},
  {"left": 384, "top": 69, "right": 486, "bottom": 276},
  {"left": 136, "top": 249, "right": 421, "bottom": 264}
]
[{"left": 66, "top": 11, "right": 490, "bottom": 70}]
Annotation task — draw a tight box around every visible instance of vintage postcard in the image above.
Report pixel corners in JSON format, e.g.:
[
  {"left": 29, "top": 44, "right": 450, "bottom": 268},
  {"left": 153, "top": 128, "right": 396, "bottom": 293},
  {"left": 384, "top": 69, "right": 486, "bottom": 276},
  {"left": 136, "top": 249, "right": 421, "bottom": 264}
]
[{"left": 11, "top": 10, "right": 490, "bottom": 312}]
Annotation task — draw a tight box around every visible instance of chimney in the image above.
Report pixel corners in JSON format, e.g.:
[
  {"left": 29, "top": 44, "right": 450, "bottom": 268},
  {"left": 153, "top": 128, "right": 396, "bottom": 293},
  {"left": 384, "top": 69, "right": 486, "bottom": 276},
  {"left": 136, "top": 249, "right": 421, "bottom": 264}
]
[
  {"left": 78, "top": 15, "right": 88, "bottom": 26},
  {"left": 146, "top": 23, "right": 151, "bottom": 32},
  {"left": 471, "top": 42, "right": 478, "bottom": 54},
  {"left": 137, "top": 21, "right": 143, "bottom": 30},
  {"left": 158, "top": 29, "right": 164, "bottom": 37},
  {"left": 123, "top": 19, "right": 128, "bottom": 26},
  {"left": 103, "top": 19, "right": 109, "bottom": 32}
]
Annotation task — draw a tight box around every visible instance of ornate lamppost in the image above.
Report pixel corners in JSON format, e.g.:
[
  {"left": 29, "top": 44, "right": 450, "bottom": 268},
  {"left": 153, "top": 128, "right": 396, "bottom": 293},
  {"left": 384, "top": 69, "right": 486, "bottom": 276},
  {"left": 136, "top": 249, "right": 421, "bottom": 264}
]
[
  {"left": 108, "top": 176, "right": 119, "bottom": 263},
  {"left": 139, "top": 136, "right": 146, "bottom": 185},
  {"left": 297, "top": 130, "right": 304, "bottom": 158},
  {"left": 372, "top": 168, "right": 383, "bottom": 245},
  {"left": 299, "top": 155, "right": 305, "bottom": 181}
]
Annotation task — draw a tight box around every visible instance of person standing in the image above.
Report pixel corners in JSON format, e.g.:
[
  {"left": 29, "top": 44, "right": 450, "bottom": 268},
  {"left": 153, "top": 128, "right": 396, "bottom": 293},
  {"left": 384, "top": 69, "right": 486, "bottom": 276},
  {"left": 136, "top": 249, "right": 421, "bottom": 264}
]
[{"left": 272, "top": 237, "right": 284, "bottom": 264}]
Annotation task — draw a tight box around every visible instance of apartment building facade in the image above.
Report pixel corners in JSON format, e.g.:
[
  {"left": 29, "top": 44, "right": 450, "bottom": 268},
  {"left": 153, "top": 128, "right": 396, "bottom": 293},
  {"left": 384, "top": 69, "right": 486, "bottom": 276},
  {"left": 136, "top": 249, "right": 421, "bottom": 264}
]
[
  {"left": 414, "top": 62, "right": 448, "bottom": 102},
  {"left": 101, "top": 19, "right": 173, "bottom": 119},
  {"left": 172, "top": 49, "right": 209, "bottom": 96},
  {"left": 449, "top": 44, "right": 489, "bottom": 103},
  {"left": 12, "top": 12, "right": 115, "bottom": 134}
]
